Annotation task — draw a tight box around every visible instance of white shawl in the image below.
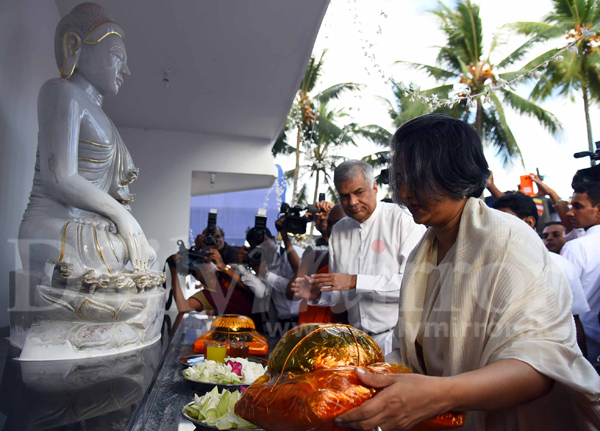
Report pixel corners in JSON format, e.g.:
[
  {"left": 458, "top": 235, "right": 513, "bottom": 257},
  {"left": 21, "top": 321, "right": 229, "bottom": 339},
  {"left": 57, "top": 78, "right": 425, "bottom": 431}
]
[{"left": 389, "top": 197, "right": 600, "bottom": 430}]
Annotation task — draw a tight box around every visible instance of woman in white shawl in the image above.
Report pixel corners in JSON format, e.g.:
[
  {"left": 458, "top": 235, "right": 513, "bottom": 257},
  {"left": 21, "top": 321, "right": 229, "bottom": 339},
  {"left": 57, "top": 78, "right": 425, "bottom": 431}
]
[{"left": 336, "top": 114, "right": 600, "bottom": 430}]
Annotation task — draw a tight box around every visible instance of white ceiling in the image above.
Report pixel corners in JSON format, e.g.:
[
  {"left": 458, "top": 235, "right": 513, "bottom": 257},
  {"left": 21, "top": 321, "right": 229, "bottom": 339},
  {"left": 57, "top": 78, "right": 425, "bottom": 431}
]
[
  {"left": 191, "top": 171, "right": 275, "bottom": 196},
  {"left": 55, "top": 0, "right": 329, "bottom": 144}
]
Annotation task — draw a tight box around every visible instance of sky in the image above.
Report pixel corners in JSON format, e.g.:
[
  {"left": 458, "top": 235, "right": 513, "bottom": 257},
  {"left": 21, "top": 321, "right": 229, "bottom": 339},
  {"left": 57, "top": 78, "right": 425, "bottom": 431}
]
[{"left": 274, "top": 0, "right": 599, "bottom": 202}]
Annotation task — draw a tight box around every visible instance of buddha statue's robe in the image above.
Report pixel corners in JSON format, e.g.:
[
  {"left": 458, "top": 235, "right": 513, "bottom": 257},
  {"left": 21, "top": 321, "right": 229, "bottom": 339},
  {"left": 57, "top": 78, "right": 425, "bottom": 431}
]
[{"left": 19, "top": 117, "right": 156, "bottom": 285}]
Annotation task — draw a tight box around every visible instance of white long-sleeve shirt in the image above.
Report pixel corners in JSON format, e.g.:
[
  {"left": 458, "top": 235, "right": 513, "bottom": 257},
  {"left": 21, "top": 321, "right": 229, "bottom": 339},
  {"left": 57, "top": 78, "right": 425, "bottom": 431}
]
[
  {"left": 310, "top": 201, "right": 426, "bottom": 336},
  {"left": 561, "top": 224, "right": 600, "bottom": 362},
  {"left": 549, "top": 252, "right": 590, "bottom": 316},
  {"left": 236, "top": 245, "right": 302, "bottom": 320}
]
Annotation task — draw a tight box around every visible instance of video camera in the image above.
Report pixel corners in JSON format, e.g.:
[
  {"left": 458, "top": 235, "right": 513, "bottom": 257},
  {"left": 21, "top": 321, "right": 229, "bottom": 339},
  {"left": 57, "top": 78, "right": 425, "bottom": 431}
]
[
  {"left": 279, "top": 193, "right": 324, "bottom": 235},
  {"left": 246, "top": 210, "right": 268, "bottom": 267},
  {"left": 169, "top": 209, "right": 218, "bottom": 275},
  {"left": 573, "top": 141, "right": 600, "bottom": 185},
  {"left": 574, "top": 140, "right": 600, "bottom": 162},
  {"left": 378, "top": 152, "right": 390, "bottom": 185}
]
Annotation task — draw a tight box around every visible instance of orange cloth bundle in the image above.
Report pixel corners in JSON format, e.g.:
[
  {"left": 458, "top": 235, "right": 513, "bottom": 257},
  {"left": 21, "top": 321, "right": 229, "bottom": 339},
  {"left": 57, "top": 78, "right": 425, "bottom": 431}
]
[
  {"left": 193, "top": 314, "right": 269, "bottom": 356},
  {"left": 235, "top": 324, "right": 465, "bottom": 431}
]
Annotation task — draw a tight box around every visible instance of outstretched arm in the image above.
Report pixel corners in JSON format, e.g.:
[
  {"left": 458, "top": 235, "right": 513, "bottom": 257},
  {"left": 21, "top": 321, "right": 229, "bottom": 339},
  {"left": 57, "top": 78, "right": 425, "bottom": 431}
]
[
  {"left": 530, "top": 173, "right": 574, "bottom": 233},
  {"left": 486, "top": 170, "right": 504, "bottom": 199}
]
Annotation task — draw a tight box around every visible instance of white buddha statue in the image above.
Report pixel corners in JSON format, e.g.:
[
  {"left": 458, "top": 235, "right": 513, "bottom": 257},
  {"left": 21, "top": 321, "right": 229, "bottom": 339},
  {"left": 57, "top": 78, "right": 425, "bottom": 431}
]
[
  {"left": 16, "top": 3, "right": 165, "bottom": 360},
  {"left": 19, "top": 2, "right": 161, "bottom": 290}
]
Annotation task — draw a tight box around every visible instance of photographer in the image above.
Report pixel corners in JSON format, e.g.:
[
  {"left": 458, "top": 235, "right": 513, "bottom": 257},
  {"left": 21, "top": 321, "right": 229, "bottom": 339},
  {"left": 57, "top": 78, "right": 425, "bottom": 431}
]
[
  {"left": 234, "top": 224, "right": 302, "bottom": 332},
  {"left": 303, "top": 201, "right": 335, "bottom": 255},
  {"left": 195, "top": 226, "right": 239, "bottom": 265},
  {"left": 168, "top": 230, "right": 256, "bottom": 320}
]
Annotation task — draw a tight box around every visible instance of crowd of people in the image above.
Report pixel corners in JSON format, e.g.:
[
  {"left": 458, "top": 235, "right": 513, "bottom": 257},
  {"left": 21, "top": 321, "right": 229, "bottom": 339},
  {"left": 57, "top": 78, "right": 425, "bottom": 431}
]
[{"left": 168, "top": 114, "right": 600, "bottom": 430}]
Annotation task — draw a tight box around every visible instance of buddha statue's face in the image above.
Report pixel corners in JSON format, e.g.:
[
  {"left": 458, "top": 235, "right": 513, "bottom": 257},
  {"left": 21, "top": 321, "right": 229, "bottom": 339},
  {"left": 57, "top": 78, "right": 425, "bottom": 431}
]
[{"left": 76, "top": 34, "right": 130, "bottom": 97}]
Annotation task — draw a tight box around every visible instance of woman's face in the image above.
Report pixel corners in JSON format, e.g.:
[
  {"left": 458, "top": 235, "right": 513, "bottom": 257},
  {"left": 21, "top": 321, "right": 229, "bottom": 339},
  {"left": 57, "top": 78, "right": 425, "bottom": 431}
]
[{"left": 395, "top": 176, "right": 466, "bottom": 228}]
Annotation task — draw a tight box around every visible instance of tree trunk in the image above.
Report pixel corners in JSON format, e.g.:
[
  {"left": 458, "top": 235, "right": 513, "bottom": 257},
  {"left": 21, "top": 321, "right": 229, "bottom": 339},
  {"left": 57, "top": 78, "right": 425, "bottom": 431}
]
[
  {"left": 292, "top": 127, "right": 302, "bottom": 204},
  {"left": 475, "top": 98, "right": 484, "bottom": 138},
  {"left": 313, "top": 169, "right": 321, "bottom": 203},
  {"left": 582, "top": 82, "right": 596, "bottom": 167},
  {"left": 308, "top": 169, "right": 321, "bottom": 242}
]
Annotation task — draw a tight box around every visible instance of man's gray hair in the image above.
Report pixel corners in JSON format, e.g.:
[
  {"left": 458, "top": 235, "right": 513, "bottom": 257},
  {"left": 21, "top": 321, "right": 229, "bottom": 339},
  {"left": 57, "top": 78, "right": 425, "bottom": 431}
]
[{"left": 334, "top": 160, "right": 375, "bottom": 189}]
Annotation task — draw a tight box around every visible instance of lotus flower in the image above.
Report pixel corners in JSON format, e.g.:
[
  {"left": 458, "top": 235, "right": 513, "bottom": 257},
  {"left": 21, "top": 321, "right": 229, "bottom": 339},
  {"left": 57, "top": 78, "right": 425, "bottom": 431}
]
[{"left": 226, "top": 360, "right": 243, "bottom": 376}]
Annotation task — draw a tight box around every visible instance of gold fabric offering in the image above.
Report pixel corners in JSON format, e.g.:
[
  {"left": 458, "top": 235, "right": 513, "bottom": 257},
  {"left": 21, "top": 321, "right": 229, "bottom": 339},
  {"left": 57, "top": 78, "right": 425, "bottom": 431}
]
[
  {"left": 268, "top": 323, "right": 383, "bottom": 374},
  {"left": 193, "top": 314, "right": 269, "bottom": 356},
  {"left": 235, "top": 323, "right": 465, "bottom": 431}
]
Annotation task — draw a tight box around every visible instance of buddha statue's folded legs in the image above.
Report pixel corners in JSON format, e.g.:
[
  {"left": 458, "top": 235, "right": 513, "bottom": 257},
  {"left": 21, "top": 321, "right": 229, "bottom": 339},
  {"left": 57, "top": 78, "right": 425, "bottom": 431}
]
[{"left": 20, "top": 211, "right": 161, "bottom": 293}]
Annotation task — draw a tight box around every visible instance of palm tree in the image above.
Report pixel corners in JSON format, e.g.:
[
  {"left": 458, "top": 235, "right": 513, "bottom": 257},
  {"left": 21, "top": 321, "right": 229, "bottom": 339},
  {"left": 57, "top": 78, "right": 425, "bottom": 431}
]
[
  {"left": 390, "top": 0, "right": 562, "bottom": 166},
  {"left": 286, "top": 101, "right": 391, "bottom": 204},
  {"left": 286, "top": 52, "right": 361, "bottom": 204},
  {"left": 508, "top": 0, "right": 600, "bottom": 164}
]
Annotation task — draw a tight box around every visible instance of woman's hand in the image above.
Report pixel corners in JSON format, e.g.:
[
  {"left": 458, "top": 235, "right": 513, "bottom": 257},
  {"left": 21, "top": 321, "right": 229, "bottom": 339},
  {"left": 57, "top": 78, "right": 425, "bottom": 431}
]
[
  {"left": 114, "top": 211, "right": 150, "bottom": 271},
  {"left": 167, "top": 253, "right": 179, "bottom": 271},
  {"left": 335, "top": 368, "right": 450, "bottom": 431},
  {"left": 207, "top": 249, "right": 225, "bottom": 270}
]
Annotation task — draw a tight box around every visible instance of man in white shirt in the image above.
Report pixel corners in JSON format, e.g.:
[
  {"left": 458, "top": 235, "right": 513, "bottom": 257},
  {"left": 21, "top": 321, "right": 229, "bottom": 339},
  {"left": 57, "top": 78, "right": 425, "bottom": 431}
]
[
  {"left": 492, "top": 193, "right": 590, "bottom": 355},
  {"left": 561, "top": 178, "right": 600, "bottom": 362},
  {"left": 296, "top": 160, "right": 426, "bottom": 354},
  {"left": 542, "top": 221, "right": 568, "bottom": 254}
]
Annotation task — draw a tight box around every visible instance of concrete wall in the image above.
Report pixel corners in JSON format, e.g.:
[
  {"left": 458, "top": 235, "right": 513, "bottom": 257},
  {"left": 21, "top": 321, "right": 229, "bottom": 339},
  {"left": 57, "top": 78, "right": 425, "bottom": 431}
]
[
  {"left": 0, "top": 1, "right": 61, "bottom": 327},
  {"left": 118, "top": 127, "right": 277, "bottom": 268}
]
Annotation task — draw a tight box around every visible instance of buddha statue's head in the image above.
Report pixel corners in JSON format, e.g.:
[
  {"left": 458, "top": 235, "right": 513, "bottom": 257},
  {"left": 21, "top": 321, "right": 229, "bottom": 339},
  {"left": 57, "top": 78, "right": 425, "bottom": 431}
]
[{"left": 54, "top": 2, "right": 129, "bottom": 96}]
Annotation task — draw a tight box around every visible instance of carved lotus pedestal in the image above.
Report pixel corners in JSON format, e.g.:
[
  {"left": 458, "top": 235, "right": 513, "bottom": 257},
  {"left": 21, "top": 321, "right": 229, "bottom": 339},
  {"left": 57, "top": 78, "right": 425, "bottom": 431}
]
[{"left": 18, "top": 262, "right": 166, "bottom": 361}]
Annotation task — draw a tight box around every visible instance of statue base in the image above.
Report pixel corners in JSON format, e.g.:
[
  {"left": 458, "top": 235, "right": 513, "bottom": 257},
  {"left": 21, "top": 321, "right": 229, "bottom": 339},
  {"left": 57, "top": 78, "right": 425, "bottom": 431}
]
[
  {"left": 14, "top": 261, "right": 167, "bottom": 361},
  {"left": 19, "top": 284, "right": 165, "bottom": 361}
]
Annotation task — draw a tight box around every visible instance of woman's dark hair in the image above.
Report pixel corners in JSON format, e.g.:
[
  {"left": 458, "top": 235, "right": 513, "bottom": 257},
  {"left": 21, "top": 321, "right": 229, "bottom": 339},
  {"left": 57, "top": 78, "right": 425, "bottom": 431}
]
[
  {"left": 492, "top": 193, "right": 539, "bottom": 227},
  {"left": 390, "top": 114, "right": 490, "bottom": 206}
]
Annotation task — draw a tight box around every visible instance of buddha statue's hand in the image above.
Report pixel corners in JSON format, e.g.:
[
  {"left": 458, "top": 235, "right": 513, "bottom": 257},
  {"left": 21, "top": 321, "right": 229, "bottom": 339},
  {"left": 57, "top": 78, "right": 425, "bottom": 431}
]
[{"left": 114, "top": 211, "right": 150, "bottom": 272}]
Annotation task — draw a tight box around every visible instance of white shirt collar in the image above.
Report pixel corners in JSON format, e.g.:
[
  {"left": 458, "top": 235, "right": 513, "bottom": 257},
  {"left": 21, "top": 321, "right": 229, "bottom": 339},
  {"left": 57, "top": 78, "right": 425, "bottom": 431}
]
[
  {"left": 585, "top": 224, "right": 600, "bottom": 236},
  {"left": 357, "top": 201, "right": 380, "bottom": 229}
]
